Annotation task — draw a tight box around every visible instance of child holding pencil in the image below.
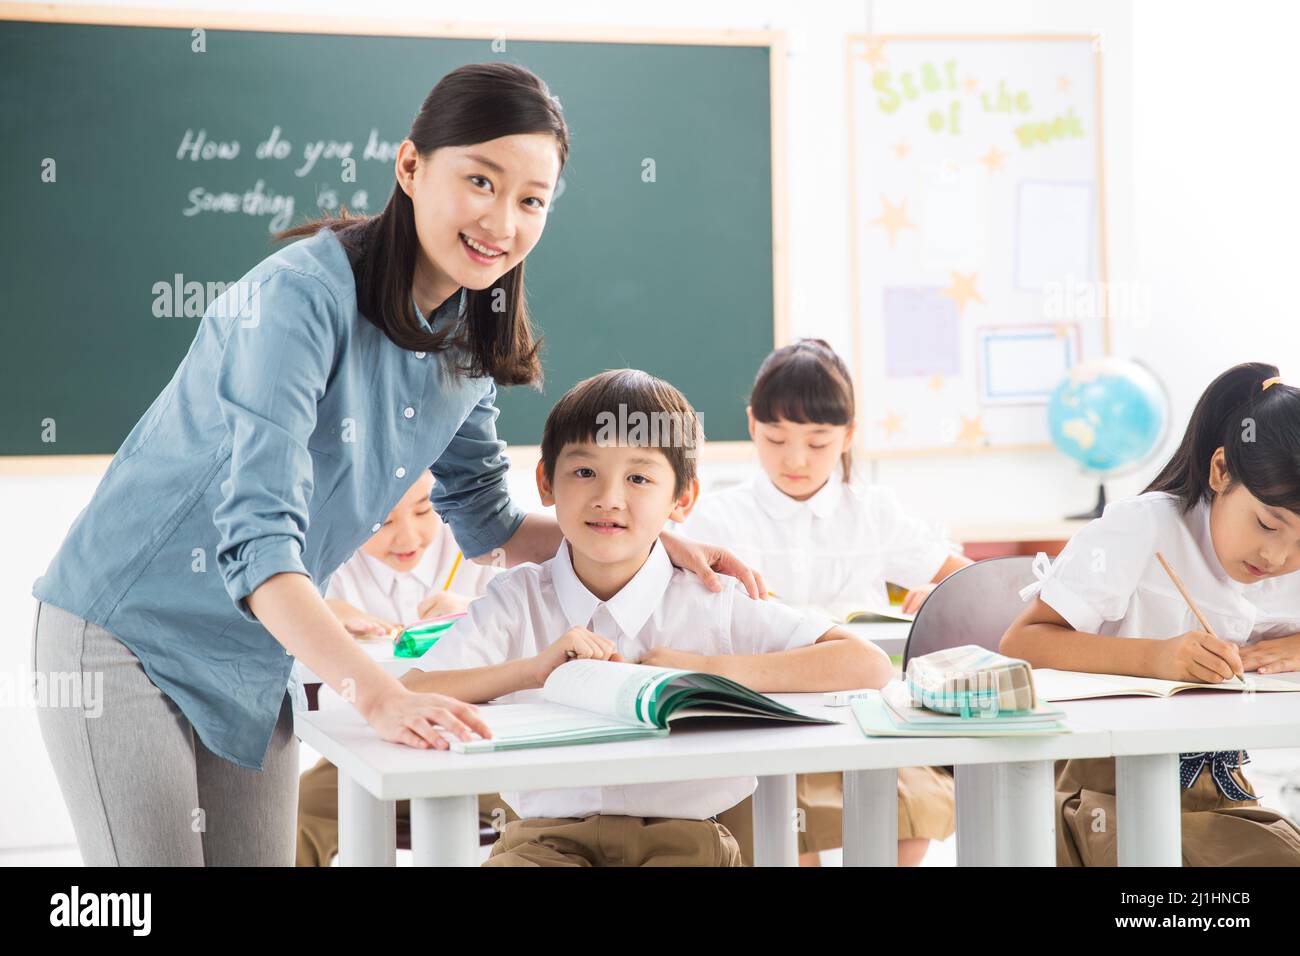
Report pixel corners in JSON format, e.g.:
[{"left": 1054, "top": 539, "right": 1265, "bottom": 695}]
[
  {"left": 297, "top": 471, "right": 510, "bottom": 866},
  {"left": 1002, "top": 362, "right": 1300, "bottom": 866}
]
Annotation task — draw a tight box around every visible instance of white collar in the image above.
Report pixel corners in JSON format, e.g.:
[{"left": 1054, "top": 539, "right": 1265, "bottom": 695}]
[
  {"left": 359, "top": 546, "right": 438, "bottom": 597},
  {"left": 548, "top": 538, "right": 675, "bottom": 640},
  {"left": 751, "top": 466, "right": 845, "bottom": 520}
]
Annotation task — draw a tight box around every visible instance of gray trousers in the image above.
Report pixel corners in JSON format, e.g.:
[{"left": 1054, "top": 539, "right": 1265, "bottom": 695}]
[{"left": 31, "top": 601, "right": 298, "bottom": 866}]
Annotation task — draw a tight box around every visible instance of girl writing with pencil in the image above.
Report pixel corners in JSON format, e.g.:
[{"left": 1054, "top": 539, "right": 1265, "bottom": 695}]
[{"left": 1003, "top": 362, "right": 1300, "bottom": 865}]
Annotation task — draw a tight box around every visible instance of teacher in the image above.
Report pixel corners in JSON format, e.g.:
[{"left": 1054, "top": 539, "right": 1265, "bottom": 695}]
[{"left": 31, "top": 63, "right": 761, "bottom": 866}]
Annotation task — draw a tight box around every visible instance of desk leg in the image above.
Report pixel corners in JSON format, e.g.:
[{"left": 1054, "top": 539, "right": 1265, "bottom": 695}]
[
  {"left": 1116, "top": 753, "right": 1182, "bottom": 866},
  {"left": 843, "top": 768, "right": 897, "bottom": 867},
  {"left": 409, "top": 795, "right": 480, "bottom": 867},
  {"left": 752, "top": 773, "right": 798, "bottom": 867},
  {"left": 955, "top": 761, "right": 1055, "bottom": 866},
  {"left": 337, "top": 769, "right": 395, "bottom": 867}
]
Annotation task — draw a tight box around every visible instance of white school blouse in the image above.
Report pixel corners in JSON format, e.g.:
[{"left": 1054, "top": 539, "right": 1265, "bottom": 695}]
[
  {"left": 413, "top": 539, "right": 835, "bottom": 821},
  {"left": 681, "top": 468, "right": 955, "bottom": 621},
  {"left": 1024, "top": 491, "right": 1300, "bottom": 644}
]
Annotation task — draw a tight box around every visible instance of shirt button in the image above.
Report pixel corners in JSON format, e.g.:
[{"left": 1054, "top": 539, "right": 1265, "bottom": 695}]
[
  {"left": 403, "top": 406, "right": 415, "bottom": 419},
  {"left": 394, "top": 467, "right": 407, "bottom": 479},
  {"left": 415, "top": 351, "right": 426, "bottom": 359},
  {"left": 371, "top": 523, "right": 381, "bottom": 533}
]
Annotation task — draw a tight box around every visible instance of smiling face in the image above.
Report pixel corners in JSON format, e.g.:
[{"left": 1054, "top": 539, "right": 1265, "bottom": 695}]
[
  {"left": 748, "top": 409, "right": 854, "bottom": 501},
  {"left": 360, "top": 471, "right": 442, "bottom": 573},
  {"left": 537, "top": 441, "right": 698, "bottom": 594},
  {"left": 395, "top": 133, "right": 561, "bottom": 311},
  {"left": 1207, "top": 447, "right": 1300, "bottom": 583}
]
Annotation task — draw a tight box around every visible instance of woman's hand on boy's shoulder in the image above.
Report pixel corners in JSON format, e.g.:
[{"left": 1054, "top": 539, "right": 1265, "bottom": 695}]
[{"left": 659, "top": 530, "right": 766, "bottom": 600}]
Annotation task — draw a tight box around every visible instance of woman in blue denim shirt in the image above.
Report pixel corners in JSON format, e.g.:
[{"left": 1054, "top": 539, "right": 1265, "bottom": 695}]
[{"left": 31, "top": 63, "right": 761, "bottom": 866}]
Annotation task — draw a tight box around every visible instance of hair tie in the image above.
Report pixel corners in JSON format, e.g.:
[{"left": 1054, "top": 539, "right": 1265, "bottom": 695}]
[{"left": 1262, "top": 376, "right": 1284, "bottom": 391}]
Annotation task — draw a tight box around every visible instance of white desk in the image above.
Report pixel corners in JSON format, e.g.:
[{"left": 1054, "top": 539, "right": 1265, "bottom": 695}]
[
  {"left": 1052, "top": 674, "right": 1300, "bottom": 866},
  {"left": 294, "top": 690, "right": 1109, "bottom": 867}
]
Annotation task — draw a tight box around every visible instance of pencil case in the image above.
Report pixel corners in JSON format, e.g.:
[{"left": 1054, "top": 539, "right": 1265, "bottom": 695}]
[
  {"left": 905, "top": 644, "right": 1037, "bottom": 717},
  {"left": 391, "top": 612, "right": 468, "bottom": 658}
]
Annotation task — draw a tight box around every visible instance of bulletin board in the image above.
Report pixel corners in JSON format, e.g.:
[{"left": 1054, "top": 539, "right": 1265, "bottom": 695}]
[{"left": 846, "top": 35, "right": 1109, "bottom": 456}]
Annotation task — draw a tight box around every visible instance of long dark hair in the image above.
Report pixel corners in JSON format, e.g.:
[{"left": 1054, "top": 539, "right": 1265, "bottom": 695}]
[
  {"left": 276, "top": 63, "right": 568, "bottom": 386},
  {"left": 1144, "top": 362, "right": 1300, "bottom": 513},
  {"left": 749, "top": 338, "right": 857, "bottom": 481}
]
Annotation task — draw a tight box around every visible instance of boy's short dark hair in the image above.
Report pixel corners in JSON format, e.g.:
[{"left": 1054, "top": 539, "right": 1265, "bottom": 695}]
[{"left": 541, "top": 369, "right": 704, "bottom": 497}]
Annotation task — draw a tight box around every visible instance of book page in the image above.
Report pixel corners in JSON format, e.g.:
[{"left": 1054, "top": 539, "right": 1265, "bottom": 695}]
[
  {"left": 542, "top": 660, "right": 688, "bottom": 726},
  {"left": 1032, "top": 669, "right": 1300, "bottom": 701}
]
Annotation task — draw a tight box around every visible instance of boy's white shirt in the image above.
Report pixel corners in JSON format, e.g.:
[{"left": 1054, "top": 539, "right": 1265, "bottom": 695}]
[
  {"left": 1025, "top": 491, "right": 1300, "bottom": 643},
  {"left": 681, "top": 466, "right": 955, "bottom": 620},
  {"left": 414, "top": 538, "right": 835, "bottom": 821}
]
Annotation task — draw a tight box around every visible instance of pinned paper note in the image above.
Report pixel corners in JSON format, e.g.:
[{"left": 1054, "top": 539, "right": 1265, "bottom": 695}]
[{"left": 882, "top": 286, "right": 962, "bottom": 378}]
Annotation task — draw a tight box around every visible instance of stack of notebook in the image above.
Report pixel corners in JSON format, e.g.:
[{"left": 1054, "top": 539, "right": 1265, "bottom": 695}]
[{"left": 852, "top": 681, "right": 1070, "bottom": 737}]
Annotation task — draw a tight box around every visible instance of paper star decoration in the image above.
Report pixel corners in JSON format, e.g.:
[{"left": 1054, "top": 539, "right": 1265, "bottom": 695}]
[
  {"left": 869, "top": 196, "right": 916, "bottom": 247},
  {"left": 978, "top": 146, "right": 1005, "bottom": 172},
  {"left": 940, "top": 271, "right": 985, "bottom": 314},
  {"left": 893, "top": 140, "right": 910, "bottom": 160},
  {"left": 878, "top": 411, "right": 904, "bottom": 439},
  {"left": 929, "top": 375, "right": 944, "bottom": 392},
  {"left": 956, "top": 415, "right": 989, "bottom": 445},
  {"left": 963, "top": 76, "right": 979, "bottom": 94},
  {"left": 1058, "top": 75, "right": 1072, "bottom": 92},
  {"left": 860, "top": 36, "right": 887, "bottom": 70}
]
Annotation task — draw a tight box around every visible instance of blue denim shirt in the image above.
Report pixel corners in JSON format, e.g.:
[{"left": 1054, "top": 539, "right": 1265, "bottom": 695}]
[{"left": 33, "top": 227, "right": 527, "bottom": 769}]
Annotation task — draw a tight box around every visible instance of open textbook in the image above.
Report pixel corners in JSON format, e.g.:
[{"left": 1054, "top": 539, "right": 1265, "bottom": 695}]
[
  {"left": 443, "top": 660, "right": 834, "bottom": 753},
  {"left": 1032, "top": 668, "right": 1300, "bottom": 702}
]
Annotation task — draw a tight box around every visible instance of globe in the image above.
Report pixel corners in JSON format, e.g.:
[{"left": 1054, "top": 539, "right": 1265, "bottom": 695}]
[{"left": 1048, "top": 358, "right": 1169, "bottom": 518}]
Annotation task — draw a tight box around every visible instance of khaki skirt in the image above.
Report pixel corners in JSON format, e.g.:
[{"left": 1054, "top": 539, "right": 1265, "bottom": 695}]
[{"left": 1056, "top": 756, "right": 1300, "bottom": 866}]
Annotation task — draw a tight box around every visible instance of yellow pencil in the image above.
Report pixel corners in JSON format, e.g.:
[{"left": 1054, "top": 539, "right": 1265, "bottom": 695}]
[
  {"left": 1154, "top": 550, "right": 1244, "bottom": 681},
  {"left": 442, "top": 551, "right": 463, "bottom": 592}
]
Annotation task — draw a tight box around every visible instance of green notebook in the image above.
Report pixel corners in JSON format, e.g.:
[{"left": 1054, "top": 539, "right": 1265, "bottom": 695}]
[{"left": 446, "top": 660, "right": 834, "bottom": 753}]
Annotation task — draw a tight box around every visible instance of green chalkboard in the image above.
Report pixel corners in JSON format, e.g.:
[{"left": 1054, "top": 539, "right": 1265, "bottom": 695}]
[{"left": 0, "top": 15, "right": 777, "bottom": 456}]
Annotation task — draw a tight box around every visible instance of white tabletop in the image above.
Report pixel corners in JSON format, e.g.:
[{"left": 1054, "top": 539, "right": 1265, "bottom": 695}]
[
  {"left": 1051, "top": 672, "right": 1300, "bottom": 754},
  {"left": 293, "top": 690, "right": 1111, "bottom": 801}
]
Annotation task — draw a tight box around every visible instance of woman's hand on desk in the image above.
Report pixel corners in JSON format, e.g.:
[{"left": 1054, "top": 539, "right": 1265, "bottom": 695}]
[
  {"left": 533, "top": 627, "right": 624, "bottom": 685},
  {"left": 1150, "top": 630, "right": 1245, "bottom": 683},
  {"left": 1241, "top": 634, "right": 1300, "bottom": 675},
  {"left": 360, "top": 686, "right": 491, "bottom": 751}
]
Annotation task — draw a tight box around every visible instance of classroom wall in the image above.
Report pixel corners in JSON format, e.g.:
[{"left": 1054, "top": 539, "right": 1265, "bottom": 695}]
[{"left": 4, "top": 0, "right": 1295, "bottom": 853}]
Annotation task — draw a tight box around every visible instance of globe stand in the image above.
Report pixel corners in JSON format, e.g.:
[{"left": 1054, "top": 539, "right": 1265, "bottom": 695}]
[{"left": 1068, "top": 482, "right": 1107, "bottom": 521}]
